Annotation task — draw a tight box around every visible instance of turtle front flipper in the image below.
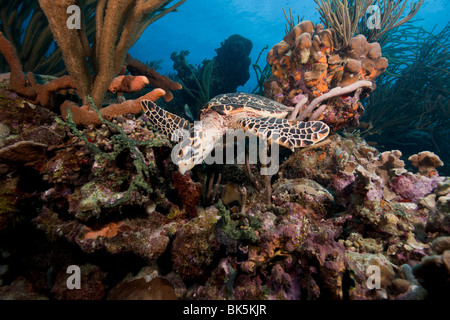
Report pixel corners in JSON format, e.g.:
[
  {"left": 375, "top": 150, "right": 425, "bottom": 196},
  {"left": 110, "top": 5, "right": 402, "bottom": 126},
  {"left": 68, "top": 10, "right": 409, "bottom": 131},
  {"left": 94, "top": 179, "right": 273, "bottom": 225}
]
[
  {"left": 141, "top": 99, "right": 192, "bottom": 141},
  {"left": 237, "top": 116, "right": 330, "bottom": 150}
]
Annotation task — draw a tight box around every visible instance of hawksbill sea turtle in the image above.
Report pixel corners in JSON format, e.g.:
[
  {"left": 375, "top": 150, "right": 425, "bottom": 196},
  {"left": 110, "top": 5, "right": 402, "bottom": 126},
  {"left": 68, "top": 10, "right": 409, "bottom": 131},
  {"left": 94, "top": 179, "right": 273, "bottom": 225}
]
[{"left": 141, "top": 92, "right": 330, "bottom": 174}]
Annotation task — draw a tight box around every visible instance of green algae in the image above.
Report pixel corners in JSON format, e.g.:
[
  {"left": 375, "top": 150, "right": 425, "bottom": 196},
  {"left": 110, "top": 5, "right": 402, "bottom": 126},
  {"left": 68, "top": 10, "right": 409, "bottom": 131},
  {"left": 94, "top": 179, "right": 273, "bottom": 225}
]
[
  {"left": 215, "top": 200, "right": 262, "bottom": 243},
  {"left": 57, "top": 96, "right": 169, "bottom": 210}
]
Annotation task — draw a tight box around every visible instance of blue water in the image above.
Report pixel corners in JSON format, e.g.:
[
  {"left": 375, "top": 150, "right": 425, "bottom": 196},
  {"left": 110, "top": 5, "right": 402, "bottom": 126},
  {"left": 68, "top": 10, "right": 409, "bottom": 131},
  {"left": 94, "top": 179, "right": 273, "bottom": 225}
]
[{"left": 129, "top": 0, "right": 450, "bottom": 92}]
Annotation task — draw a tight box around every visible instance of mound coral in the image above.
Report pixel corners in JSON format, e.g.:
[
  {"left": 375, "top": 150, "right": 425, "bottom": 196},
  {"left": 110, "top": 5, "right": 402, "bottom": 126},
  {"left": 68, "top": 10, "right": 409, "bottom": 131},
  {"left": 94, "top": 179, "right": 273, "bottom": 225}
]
[
  {"left": 264, "top": 20, "right": 388, "bottom": 131},
  {"left": 412, "top": 236, "right": 450, "bottom": 299},
  {"left": 171, "top": 207, "right": 221, "bottom": 282},
  {"left": 33, "top": 205, "right": 179, "bottom": 261},
  {"left": 409, "top": 151, "right": 444, "bottom": 177}
]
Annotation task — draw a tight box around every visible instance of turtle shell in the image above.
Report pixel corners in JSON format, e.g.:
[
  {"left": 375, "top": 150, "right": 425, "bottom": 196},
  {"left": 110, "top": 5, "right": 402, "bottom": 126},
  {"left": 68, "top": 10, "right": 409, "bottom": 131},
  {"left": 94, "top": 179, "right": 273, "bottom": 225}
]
[{"left": 206, "top": 92, "right": 292, "bottom": 116}]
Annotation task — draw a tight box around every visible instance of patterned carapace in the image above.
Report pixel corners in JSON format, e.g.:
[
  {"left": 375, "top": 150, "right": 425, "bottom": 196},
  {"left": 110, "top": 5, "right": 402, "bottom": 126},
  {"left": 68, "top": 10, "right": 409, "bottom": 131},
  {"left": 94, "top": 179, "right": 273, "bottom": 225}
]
[{"left": 141, "top": 92, "right": 330, "bottom": 173}]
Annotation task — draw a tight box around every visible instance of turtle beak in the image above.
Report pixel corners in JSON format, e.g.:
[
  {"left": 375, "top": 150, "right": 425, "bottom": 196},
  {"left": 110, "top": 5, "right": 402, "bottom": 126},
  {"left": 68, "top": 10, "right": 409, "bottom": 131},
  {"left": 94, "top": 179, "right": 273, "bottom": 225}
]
[
  {"left": 177, "top": 161, "right": 195, "bottom": 175},
  {"left": 178, "top": 166, "right": 188, "bottom": 175}
]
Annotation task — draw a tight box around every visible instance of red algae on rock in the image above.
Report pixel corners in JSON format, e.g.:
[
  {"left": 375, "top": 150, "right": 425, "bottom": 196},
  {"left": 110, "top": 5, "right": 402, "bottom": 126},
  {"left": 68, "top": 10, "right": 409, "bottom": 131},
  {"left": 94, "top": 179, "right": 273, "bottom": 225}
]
[
  {"left": 171, "top": 207, "right": 221, "bottom": 282},
  {"left": 172, "top": 171, "right": 202, "bottom": 218}
]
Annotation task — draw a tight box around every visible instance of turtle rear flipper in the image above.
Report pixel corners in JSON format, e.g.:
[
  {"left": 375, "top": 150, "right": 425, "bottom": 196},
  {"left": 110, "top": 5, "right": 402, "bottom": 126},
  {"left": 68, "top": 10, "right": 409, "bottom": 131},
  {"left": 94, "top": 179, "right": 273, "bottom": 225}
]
[
  {"left": 141, "top": 99, "right": 192, "bottom": 141},
  {"left": 238, "top": 116, "right": 330, "bottom": 150}
]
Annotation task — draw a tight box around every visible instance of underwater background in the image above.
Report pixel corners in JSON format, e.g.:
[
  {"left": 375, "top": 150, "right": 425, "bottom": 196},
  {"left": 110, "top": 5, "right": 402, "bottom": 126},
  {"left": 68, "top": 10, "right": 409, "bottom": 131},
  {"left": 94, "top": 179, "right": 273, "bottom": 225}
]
[
  {"left": 131, "top": 0, "right": 449, "bottom": 92},
  {"left": 0, "top": 0, "right": 449, "bottom": 301}
]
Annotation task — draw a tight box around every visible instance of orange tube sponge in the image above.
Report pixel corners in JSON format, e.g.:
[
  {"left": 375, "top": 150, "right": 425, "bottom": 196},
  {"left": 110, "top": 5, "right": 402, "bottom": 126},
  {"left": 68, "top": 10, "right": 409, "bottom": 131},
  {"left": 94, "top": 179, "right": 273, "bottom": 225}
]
[
  {"left": 29, "top": 74, "right": 77, "bottom": 107},
  {"left": 125, "top": 54, "right": 182, "bottom": 102},
  {"left": 108, "top": 75, "right": 149, "bottom": 93},
  {"left": 0, "top": 31, "right": 78, "bottom": 108},
  {"left": 61, "top": 88, "right": 166, "bottom": 126},
  {"left": 0, "top": 31, "right": 36, "bottom": 99}
]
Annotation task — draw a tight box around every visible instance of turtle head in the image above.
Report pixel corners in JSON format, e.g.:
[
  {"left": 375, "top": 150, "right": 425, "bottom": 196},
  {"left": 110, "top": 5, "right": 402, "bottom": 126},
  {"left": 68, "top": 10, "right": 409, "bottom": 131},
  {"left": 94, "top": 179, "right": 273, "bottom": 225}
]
[
  {"left": 171, "top": 125, "right": 209, "bottom": 175},
  {"left": 171, "top": 135, "right": 198, "bottom": 175},
  {"left": 171, "top": 121, "right": 223, "bottom": 175}
]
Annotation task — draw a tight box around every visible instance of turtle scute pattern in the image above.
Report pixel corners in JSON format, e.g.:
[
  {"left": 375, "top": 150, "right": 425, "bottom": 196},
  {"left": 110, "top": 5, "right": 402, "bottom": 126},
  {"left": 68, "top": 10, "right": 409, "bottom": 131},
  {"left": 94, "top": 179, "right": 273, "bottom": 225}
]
[
  {"left": 206, "top": 92, "right": 293, "bottom": 115},
  {"left": 238, "top": 116, "right": 330, "bottom": 149},
  {"left": 141, "top": 99, "right": 191, "bottom": 141}
]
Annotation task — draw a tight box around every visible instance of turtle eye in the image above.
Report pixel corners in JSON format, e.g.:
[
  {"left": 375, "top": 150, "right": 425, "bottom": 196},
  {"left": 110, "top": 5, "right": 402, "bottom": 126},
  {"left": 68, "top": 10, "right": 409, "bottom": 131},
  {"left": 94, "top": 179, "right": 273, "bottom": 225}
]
[{"left": 179, "top": 146, "right": 194, "bottom": 159}]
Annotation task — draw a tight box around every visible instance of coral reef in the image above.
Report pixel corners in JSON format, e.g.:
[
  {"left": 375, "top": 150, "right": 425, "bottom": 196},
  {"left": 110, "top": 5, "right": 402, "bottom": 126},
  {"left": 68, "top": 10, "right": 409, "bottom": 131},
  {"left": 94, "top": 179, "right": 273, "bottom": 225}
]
[
  {"left": 1, "top": 83, "right": 449, "bottom": 300},
  {"left": 0, "top": 30, "right": 177, "bottom": 124},
  {"left": 0, "top": 277, "right": 48, "bottom": 300},
  {"left": 0, "top": 0, "right": 448, "bottom": 303},
  {"left": 37, "top": 0, "right": 185, "bottom": 107},
  {"left": 59, "top": 88, "right": 166, "bottom": 126},
  {"left": 171, "top": 207, "right": 221, "bottom": 282},
  {"left": 425, "top": 177, "right": 450, "bottom": 235},
  {"left": 411, "top": 236, "right": 450, "bottom": 300},
  {"left": 314, "top": 0, "right": 373, "bottom": 50},
  {"left": 172, "top": 171, "right": 202, "bottom": 218}
]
